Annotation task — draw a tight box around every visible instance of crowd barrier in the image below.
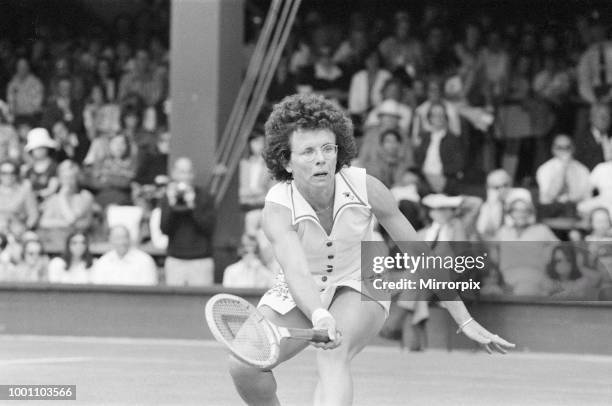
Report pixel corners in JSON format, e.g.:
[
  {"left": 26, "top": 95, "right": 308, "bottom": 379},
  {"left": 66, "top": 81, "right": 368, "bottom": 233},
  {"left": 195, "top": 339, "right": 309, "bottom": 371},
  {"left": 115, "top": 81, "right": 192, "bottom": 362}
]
[{"left": 0, "top": 283, "right": 610, "bottom": 355}]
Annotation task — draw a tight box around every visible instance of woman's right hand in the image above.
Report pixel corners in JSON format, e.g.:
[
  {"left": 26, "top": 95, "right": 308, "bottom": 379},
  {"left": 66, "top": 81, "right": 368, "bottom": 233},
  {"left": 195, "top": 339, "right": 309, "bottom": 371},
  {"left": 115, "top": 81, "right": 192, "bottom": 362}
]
[{"left": 312, "top": 311, "right": 342, "bottom": 350}]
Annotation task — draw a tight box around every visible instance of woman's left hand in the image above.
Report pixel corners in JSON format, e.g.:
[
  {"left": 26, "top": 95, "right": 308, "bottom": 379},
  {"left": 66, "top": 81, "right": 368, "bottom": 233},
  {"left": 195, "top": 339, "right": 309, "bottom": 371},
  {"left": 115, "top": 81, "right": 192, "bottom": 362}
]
[{"left": 460, "top": 319, "right": 516, "bottom": 354}]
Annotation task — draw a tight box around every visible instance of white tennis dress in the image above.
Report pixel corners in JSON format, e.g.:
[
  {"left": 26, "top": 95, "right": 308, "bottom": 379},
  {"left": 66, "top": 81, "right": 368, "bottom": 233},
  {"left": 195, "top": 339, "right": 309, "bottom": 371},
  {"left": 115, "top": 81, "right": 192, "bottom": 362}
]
[{"left": 258, "top": 166, "right": 390, "bottom": 316}]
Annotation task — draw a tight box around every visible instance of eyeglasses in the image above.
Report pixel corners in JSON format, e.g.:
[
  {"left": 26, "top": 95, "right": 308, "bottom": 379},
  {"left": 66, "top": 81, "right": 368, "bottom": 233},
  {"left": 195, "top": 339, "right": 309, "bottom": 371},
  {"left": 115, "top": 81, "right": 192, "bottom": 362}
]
[{"left": 292, "top": 144, "right": 338, "bottom": 162}]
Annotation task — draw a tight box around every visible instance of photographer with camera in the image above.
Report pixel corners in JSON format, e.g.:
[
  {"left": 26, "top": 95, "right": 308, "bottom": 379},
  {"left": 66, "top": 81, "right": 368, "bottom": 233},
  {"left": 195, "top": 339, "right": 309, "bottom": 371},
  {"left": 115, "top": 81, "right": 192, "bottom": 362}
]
[{"left": 160, "top": 157, "right": 216, "bottom": 286}]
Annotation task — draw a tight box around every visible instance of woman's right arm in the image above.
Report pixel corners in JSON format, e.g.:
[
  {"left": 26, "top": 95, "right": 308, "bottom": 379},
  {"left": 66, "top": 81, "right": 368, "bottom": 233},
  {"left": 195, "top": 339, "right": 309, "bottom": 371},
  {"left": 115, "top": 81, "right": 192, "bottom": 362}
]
[{"left": 262, "top": 201, "right": 326, "bottom": 318}]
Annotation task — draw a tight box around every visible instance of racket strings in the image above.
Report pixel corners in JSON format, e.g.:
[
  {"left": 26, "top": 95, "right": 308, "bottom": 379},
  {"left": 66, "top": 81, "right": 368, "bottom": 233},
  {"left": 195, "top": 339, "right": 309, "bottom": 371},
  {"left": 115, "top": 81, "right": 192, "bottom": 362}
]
[{"left": 212, "top": 299, "right": 274, "bottom": 364}]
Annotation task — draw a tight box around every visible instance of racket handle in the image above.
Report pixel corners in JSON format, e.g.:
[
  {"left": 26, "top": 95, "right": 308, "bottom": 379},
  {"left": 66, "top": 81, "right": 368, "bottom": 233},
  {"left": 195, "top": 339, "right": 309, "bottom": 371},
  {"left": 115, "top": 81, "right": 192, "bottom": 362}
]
[
  {"left": 287, "top": 328, "right": 331, "bottom": 343},
  {"left": 310, "top": 329, "right": 331, "bottom": 343}
]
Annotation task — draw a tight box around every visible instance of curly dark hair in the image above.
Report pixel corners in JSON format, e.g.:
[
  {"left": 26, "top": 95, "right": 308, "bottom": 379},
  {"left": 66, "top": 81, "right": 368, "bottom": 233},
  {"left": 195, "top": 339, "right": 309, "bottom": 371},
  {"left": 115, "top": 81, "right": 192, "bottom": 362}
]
[{"left": 264, "top": 93, "right": 356, "bottom": 181}]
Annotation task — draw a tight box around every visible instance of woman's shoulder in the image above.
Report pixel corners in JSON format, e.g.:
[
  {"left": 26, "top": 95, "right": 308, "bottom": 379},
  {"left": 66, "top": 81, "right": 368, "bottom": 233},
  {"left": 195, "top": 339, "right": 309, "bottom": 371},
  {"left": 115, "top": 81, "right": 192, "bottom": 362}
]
[{"left": 265, "top": 180, "right": 291, "bottom": 207}]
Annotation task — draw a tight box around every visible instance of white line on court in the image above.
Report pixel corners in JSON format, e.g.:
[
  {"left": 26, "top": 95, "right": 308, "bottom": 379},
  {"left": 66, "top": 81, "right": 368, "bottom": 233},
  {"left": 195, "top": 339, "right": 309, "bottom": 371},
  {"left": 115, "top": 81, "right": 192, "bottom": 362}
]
[
  {"left": 0, "top": 357, "right": 94, "bottom": 365},
  {"left": 1, "top": 334, "right": 611, "bottom": 364}
]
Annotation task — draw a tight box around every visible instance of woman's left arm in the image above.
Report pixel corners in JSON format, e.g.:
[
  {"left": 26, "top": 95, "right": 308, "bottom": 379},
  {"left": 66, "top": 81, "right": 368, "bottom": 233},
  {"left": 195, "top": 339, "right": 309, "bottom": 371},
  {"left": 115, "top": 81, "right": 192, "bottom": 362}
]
[{"left": 367, "top": 174, "right": 515, "bottom": 353}]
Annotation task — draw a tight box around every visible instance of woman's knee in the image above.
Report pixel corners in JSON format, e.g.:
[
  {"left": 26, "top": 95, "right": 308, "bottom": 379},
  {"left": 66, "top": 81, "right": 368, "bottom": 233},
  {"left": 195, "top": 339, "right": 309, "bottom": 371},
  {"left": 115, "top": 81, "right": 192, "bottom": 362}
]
[{"left": 229, "top": 356, "right": 267, "bottom": 382}]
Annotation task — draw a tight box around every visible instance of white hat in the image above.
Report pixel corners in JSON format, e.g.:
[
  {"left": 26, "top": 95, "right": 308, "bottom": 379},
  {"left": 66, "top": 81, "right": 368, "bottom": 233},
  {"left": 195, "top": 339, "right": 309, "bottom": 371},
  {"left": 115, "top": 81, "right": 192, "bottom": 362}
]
[
  {"left": 377, "top": 100, "right": 403, "bottom": 118},
  {"left": 25, "top": 128, "right": 57, "bottom": 152},
  {"left": 422, "top": 194, "right": 463, "bottom": 209}
]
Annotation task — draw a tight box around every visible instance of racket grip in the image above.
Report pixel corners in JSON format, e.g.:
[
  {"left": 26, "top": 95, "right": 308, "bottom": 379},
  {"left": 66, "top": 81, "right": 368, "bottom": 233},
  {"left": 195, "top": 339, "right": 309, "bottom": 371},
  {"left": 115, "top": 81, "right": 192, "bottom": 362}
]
[{"left": 310, "top": 329, "right": 331, "bottom": 343}]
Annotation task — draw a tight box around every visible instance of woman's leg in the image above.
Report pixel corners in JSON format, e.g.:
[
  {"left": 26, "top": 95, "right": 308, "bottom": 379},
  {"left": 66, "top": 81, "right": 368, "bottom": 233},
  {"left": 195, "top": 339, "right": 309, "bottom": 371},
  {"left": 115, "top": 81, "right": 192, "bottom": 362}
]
[
  {"left": 228, "top": 305, "right": 311, "bottom": 406},
  {"left": 313, "top": 288, "right": 386, "bottom": 406}
]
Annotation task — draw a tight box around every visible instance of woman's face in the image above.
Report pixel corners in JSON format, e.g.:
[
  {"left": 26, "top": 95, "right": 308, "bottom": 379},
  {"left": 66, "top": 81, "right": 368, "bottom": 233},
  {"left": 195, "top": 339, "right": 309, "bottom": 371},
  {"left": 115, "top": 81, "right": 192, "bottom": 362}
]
[
  {"left": 286, "top": 129, "right": 337, "bottom": 189},
  {"left": 90, "top": 86, "right": 104, "bottom": 104},
  {"left": 591, "top": 210, "right": 612, "bottom": 235},
  {"left": 58, "top": 165, "right": 78, "bottom": 188},
  {"left": 381, "top": 133, "right": 400, "bottom": 155},
  {"left": 509, "top": 200, "right": 533, "bottom": 227},
  {"left": 552, "top": 249, "right": 572, "bottom": 280},
  {"left": 69, "top": 234, "right": 87, "bottom": 259},
  {"left": 124, "top": 114, "right": 138, "bottom": 130},
  {"left": 52, "top": 121, "right": 68, "bottom": 141},
  {"left": 109, "top": 136, "right": 128, "bottom": 159},
  {"left": 0, "top": 163, "right": 16, "bottom": 187},
  {"left": 24, "top": 241, "right": 43, "bottom": 266},
  {"left": 31, "top": 147, "right": 49, "bottom": 160},
  {"left": 429, "top": 105, "right": 447, "bottom": 131},
  {"left": 249, "top": 135, "right": 265, "bottom": 157}
]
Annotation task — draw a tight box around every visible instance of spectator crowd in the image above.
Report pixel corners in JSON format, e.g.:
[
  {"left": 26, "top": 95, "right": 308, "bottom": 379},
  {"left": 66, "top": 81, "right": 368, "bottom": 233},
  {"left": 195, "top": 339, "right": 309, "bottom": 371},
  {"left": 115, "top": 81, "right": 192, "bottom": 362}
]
[{"left": 0, "top": 1, "right": 610, "bottom": 304}]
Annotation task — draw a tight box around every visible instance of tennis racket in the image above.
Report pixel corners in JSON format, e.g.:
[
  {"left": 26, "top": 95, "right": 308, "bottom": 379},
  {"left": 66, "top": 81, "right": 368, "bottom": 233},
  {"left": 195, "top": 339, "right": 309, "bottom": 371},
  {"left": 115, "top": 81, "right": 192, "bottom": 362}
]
[{"left": 205, "top": 293, "right": 331, "bottom": 369}]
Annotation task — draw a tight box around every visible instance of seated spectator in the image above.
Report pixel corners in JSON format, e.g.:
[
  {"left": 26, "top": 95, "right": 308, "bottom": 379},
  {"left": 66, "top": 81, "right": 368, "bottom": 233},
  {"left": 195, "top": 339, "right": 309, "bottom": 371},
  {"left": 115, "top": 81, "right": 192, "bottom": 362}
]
[
  {"left": 364, "top": 79, "right": 413, "bottom": 135},
  {"left": 40, "top": 77, "right": 87, "bottom": 162},
  {"left": 476, "top": 169, "right": 512, "bottom": 240},
  {"left": 359, "top": 129, "right": 409, "bottom": 188},
  {"left": 22, "top": 128, "right": 59, "bottom": 203},
  {"left": 412, "top": 78, "right": 461, "bottom": 143},
  {"left": 333, "top": 28, "right": 369, "bottom": 76},
  {"left": 6, "top": 58, "right": 44, "bottom": 126},
  {"left": 544, "top": 244, "right": 599, "bottom": 299},
  {"left": 91, "top": 225, "right": 157, "bottom": 285},
  {"left": 48, "top": 231, "right": 94, "bottom": 284},
  {"left": 83, "top": 83, "right": 121, "bottom": 141},
  {"left": 0, "top": 160, "right": 38, "bottom": 232},
  {"left": 239, "top": 131, "right": 271, "bottom": 211},
  {"left": 38, "top": 160, "right": 94, "bottom": 247},
  {"left": 89, "top": 134, "right": 135, "bottom": 208},
  {"left": 222, "top": 233, "right": 275, "bottom": 289},
  {"left": 161, "top": 157, "right": 216, "bottom": 286},
  {"left": 51, "top": 120, "right": 80, "bottom": 163},
  {"left": 575, "top": 103, "right": 611, "bottom": 170},
  {"left": 0, "top": 232, "right": 15, "bottom": 279},
  {"left": 585, "top": 207, "right": 612, "bottom": 241},
  {"left": 0, "top": 100, "right": 20, "bottom": 162},
  {"left": 492, "top": 194, "right": 559, "bottom": 296},
  {"left": 536, "top": 134, "right": 590, "bottom": 217},
  {"left": 378, "top": 11, "right": 423, "bottom": 73},
  {"left": 118, "top": 49, "right": 164, "bottom": 108},
  {"left": 348, "top": 48, "right": 391, "bottom": 120},
  {"left": 3, "top": 238, "right": 48, "bottom": 282},
  {"left": 414, "top": 102, "right": 465, "bottom": 193},
  {"left": 577, "top": 154, "right": 612, "bottom": 216},
  {"left": 296, "top": 46, "right": 348, "bottom": 105},
  {"left": 390, "top": 168, "right": 422, "bottom": 204},
  {"left": 266, "top": 56, "right": 296, "bottom": 105}
]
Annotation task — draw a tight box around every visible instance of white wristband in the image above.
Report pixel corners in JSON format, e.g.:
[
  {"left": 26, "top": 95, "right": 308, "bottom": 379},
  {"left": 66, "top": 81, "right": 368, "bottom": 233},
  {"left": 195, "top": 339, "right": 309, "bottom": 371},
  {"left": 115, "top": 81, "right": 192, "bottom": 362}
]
[{"left": 311, "top": 308, "right": 332, "bottom": 327}]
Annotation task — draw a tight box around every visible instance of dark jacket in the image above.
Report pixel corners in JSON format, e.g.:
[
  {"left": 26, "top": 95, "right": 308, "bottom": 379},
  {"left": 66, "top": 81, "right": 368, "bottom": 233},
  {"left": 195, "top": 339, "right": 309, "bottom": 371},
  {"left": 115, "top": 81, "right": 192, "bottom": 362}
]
[
  {"left": 414, "top": 130, "right": 466, "bottom": 177},
  {"left": 574, "top": 128, "right": 607, "bottom": 170},
  {"left": 160, "top": 186, "right": 216, "bottom": 259}
]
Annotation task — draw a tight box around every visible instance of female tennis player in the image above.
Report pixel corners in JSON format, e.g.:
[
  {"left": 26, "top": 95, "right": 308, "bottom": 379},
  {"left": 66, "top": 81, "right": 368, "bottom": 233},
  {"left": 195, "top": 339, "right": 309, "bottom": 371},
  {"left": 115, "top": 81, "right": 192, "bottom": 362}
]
[{"left": 228, "top": 94, "right": 514, "bottom": 405}]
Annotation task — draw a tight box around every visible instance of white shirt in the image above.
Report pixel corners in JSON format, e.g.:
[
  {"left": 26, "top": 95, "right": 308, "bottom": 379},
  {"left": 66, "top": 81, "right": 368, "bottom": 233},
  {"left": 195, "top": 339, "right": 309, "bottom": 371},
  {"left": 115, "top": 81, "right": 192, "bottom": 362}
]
[
  {"left": 590, "top": 161, "right": 612, "bottom": 200},
  {"left": 265, "top": 167, "right": 373, "bottom": 289},
  {"left": 91, "top": 248, "right": 157, "bottom": 285},
  {"left": 592, "top": 128, "right": 612, "bottom": 162},
  {"left": 348, "top": 69, "right": 392, "bottom": 114},
  {"left": 222, "top": 257, "right": 275, "bottom": 289},
  {"left": 48, "top": 257, "right": 93, "bottom": 284},
  {"left": 422, "top": 130, "right": 446, "bottom": 176},
  {"left": 536, "top": 158, "right": 591, "bottom": 204}
]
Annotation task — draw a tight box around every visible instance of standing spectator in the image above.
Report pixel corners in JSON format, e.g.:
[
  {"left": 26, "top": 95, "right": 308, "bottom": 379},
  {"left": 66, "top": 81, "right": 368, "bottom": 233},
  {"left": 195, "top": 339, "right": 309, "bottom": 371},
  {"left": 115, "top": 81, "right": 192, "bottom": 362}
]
[
  {"left": 239, "top": 132, "right": 271, "bottom": 211},
  {"left": 222, "top": 233, "right": 275, "bottom": 289},
  {"left": 91, "top": 225, "right": 157, "bottom": 285},
  {"left": 160, "top": 157, "right": 216, "bottom": 286},
  {"left": 414, "top": 102, "right": 465, "bottom": 193},
  {"left": 574, "top": 103, "right": 611, "bottom": 170},
  {"left": 477, "top": 30, "right": 510, "bottom": 107},
  {"left": 6, "top": 58, "right": 44, "bottom": 126},
  {"left": 22, "top": 128, "right": 59, "bottom": 203},
  {"left": 47, "top": 231, "right": 94, "bottom": 284},
  {"left": 0, "top": 160, "right": 38, "bottom": 233},
  {"left": 38, "top": 160, "right": 94, "bottom": 246},
  {"left": 348, "top": 49, "right": 392, "bottom": 120},
  {"left": 536, "top": 135, "right": 590, "bottom": 217},
  {"left": 89, "top": 134, "right": 135, "bottom": 208}
]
